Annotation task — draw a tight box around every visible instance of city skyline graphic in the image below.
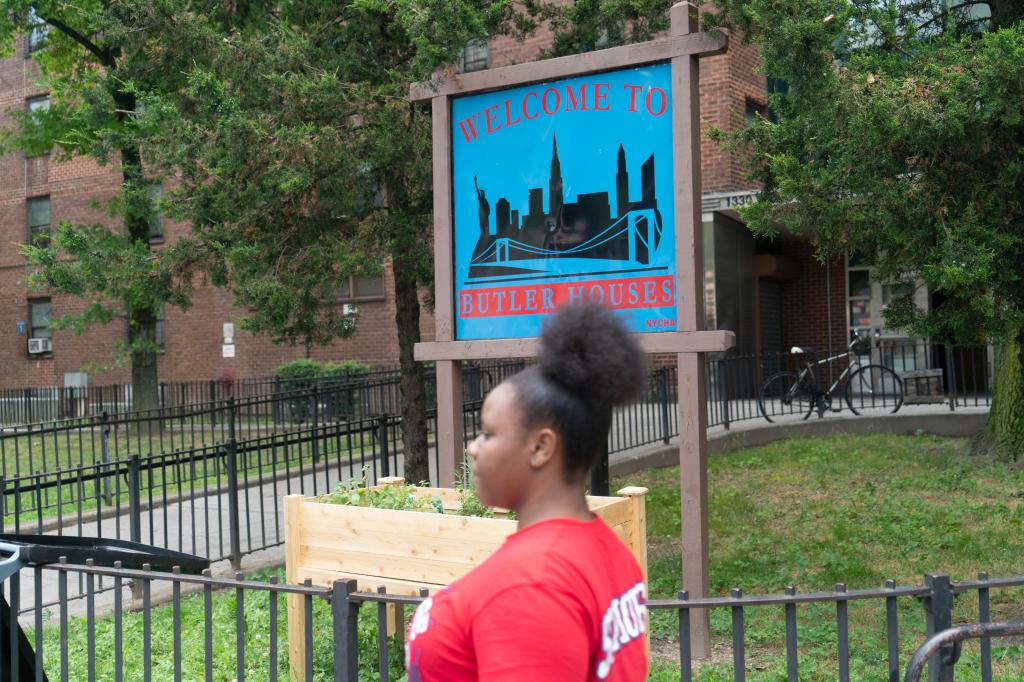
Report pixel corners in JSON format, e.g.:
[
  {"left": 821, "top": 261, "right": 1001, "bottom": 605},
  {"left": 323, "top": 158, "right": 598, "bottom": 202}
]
[{"left": 466, "top": 134, "right": 666, "bottom": 282}]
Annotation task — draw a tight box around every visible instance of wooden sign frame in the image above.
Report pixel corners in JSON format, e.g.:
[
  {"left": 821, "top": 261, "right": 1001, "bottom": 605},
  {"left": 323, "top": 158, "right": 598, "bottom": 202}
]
[{"left": 411, "top": 2, "right": 731, "bottom": 657}]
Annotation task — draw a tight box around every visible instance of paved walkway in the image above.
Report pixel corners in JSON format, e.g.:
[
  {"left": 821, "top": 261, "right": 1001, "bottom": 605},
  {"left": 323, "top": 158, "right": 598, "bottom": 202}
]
[{"left": 7, "top": 401, "right": 988, "bottom": 622}]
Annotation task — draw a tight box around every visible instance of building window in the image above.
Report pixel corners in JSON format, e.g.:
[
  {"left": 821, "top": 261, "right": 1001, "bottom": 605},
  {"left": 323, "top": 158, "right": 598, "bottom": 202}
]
[
  {"left": 744, "top": 98, "right": 768, "bottom": 126},
  {"left": 27, "top": 196, "right": 51, "bottom": 246},
  {"left": 26, "top": 8, "right": 48, "bottom": 54},
  {"left": 147, "top": 182, "right": 164, "bottom": 241},
  {"left": 26, "top": 95, "right": 50, "bottom": 157},
  {"left": 128, "top": 306, "right": 166, "bottom": 351},
  {"left": 27, "top": 95, "right": 49, "bottom": 115},
  {"left": 338, "top": 275, "right": 385, "bottom": 302},
  {"left": 847, "top": 254, "right": 873, "bottom": 354},
  {"left": 459, "top": 39, "right": 489, "bottom": 73},
  {"left": 28, "top": 298, "right": 52, "bottom": 355}
]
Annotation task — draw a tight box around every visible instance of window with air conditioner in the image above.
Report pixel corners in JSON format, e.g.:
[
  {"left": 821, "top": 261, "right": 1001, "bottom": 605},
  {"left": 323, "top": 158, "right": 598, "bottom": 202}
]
[{"left": 28, "top": 299, "right": 52, "bottom": 355}]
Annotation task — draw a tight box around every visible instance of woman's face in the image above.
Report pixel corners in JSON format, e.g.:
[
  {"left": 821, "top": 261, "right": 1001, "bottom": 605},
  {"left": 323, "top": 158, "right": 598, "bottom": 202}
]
[{"left": 466, "top": 383, "right": 533, "bottom": 510}]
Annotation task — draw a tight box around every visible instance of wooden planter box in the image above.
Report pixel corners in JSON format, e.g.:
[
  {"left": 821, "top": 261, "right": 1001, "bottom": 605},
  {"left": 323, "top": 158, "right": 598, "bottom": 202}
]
[{"left": 284, "top": 479, "right": 648, "bottom": 680}]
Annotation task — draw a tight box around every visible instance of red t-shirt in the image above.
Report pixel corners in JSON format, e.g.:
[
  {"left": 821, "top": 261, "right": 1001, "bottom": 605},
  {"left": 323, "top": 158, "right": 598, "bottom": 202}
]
[{"left": 405, "top": 516, "right": 648, "bottom": 682}]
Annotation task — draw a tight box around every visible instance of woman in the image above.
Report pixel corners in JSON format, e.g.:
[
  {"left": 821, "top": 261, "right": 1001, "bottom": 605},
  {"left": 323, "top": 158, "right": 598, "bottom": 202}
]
[{"left": 406, "top": 302, "right": 648, "bottom": 681}]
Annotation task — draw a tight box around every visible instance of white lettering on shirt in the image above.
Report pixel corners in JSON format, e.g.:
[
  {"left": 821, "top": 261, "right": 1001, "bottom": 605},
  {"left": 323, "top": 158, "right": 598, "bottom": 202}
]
[
  {"left": 596, "top": 582, "right": 647, "bottom": 679},
  {"left": 406, "top": 596, "right": 434, "bottom": 667}
]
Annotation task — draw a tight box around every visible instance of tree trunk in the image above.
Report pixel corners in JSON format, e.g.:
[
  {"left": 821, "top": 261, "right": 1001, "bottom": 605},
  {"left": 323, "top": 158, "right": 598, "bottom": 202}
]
[
  {"left": 980, "top": 332, "right": 1024, "bottom": 461},
  {"left": 987, "top": 0, "right": 1024, "bottom": 30},
  {"left": 392, "top": 250, "right": 430, "bottom": 483},
  {"left": 130, "top": 304, "right": 161, "bottom": 414},
  {"left": 117, "top": 91, "right": 161, "bottom": 414}
]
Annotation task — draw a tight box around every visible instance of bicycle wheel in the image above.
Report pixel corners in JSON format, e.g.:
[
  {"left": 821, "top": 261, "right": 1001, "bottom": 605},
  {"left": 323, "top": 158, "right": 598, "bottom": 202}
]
[
  {"left": 758, "top": 372, "right": 814, "bottom": 423},
  {"left": 845, "top": 364, "right": 904, "bottom": 415}
]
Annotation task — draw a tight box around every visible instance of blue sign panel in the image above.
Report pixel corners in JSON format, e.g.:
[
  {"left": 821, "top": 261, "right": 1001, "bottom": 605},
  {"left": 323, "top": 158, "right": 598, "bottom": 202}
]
[{"left": 452, "top": 63, "right": 677, "bottom": 340}]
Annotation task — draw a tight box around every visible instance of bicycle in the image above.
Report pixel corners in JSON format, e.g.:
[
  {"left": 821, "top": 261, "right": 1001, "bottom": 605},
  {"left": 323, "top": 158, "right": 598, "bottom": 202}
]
[{"left": 757, "top": 332, "right": 904, "bottom": 423}]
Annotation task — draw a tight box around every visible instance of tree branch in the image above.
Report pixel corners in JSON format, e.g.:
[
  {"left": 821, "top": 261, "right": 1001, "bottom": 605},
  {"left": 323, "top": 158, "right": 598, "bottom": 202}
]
[{"left": 40, "top": 14, "right": 115, "bottom": 67}]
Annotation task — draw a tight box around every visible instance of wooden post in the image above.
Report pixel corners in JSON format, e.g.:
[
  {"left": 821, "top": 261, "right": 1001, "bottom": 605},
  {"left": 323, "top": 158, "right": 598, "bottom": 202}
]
[
  {"left": 615, "top": 486, "right": 649, "bottom": 586},
  {"left": 284, "top": 495, "right": 306, "bottom": 682},
  {"left": 430, "top": 94, "right": 464, "bottom": 487},
  {"left": 672, "top": 1, "right": 712, "bottom": 658},
  {"left": 617, "top": 486, "right": 650, "bottom": 654}
]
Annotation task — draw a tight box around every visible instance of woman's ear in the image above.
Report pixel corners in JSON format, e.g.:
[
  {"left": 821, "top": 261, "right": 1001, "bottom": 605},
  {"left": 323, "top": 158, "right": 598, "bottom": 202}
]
[{"left": 527, "top": 427, "right": 558, "bottom": 470}]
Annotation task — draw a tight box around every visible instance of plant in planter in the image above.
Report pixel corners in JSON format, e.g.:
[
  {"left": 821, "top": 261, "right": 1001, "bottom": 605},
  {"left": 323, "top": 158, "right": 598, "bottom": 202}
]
[{"left": 284, "top": 476, "right": 648, "bottom": 679}]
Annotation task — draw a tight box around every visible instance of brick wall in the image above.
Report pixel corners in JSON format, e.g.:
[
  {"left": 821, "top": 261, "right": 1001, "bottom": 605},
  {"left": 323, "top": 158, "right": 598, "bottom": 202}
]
[
  {"left": 0, "top": 20, "right": 782, "bottom": 389},
  {"left": 774, "top": 238, "right": 848, "bottom": 357}
]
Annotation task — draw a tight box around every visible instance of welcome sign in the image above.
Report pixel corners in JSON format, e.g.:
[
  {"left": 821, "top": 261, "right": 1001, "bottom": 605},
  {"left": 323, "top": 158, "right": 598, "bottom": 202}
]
[{"left": 451, "top": 63, "right": 677, "bottom": 340}]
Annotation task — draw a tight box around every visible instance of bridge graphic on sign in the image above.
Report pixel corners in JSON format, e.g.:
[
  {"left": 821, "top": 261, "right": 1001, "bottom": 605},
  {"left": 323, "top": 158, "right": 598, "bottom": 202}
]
[
  {"left": 466, "top": 135, "right": 666, "bottom": 282},
  {"left": 471, "top": 208, "right": 660, "bottom": 268}
]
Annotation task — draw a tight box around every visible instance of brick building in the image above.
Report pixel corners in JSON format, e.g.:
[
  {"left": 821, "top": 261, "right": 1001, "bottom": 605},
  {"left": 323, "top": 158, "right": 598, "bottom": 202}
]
[{"left": 0, "top": 21, "right": 909, "bottom": 392}]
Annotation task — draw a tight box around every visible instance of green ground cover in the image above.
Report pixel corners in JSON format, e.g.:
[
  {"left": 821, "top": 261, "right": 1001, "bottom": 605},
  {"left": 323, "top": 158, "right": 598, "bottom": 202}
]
[
  {"left": 36, "top": 434, "right": 1024, "bottom": 680},
  {"left": 629, "top": 433, "right": 1024, "bottom": 680}
]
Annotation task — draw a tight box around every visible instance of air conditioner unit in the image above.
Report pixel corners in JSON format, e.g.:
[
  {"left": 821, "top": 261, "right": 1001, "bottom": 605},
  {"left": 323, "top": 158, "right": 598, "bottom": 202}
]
[
  {"left": 28, "top": 337, "right": 52, "bottom": 354},
  {"left": 342, "top": 303, "right": 359, "bottom": 316}
]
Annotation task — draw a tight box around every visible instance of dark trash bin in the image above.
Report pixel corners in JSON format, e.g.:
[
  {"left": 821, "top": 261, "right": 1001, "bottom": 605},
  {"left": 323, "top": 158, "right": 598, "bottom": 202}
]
[{"left": 0, "top": 535, "right": 210, "bottom": 682}]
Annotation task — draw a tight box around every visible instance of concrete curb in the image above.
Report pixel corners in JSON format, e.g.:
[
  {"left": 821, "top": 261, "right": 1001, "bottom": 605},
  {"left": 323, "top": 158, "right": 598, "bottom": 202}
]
[{"left": 610, "top": 410, "right": 988, "bottom": 477}]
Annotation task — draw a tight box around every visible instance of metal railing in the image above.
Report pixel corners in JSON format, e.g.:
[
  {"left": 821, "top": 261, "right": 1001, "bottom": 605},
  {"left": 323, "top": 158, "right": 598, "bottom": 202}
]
[
  {"left": 1, "top": 561, "right": 1020, "bottom": 680},
  {"left": 0, "top": 341, "right": 992, "bottom": 432},
  {"left": 0, "top": 365, "right": 680, "bottom": 608},
  {"left": 905, "top": 620, "right": 1024, "bottom": 682},
  {"left": 2, "top": 559, "right": 335, "bottom": 682},
  {"left": 335, "top": 570, "right": 1023, "bottom": 682},
  {"left": 703, "top": 340, "right": 993, "bottom": 428},
  {"left": 0, "top": 359, "right": 526, "bottom": 426}
]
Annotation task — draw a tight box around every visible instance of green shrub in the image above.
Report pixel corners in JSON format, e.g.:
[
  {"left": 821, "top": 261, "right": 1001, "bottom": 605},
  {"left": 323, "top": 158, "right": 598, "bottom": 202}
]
[
  {"left": 322, "top": 360, "right": 371, "bottom": 379},
  {"left": 274, "top": 358, "right": 322, "bottom": 381}
]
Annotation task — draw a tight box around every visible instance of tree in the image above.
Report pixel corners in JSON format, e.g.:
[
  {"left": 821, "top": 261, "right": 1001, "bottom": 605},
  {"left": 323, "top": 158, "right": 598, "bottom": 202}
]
[
  {"left": 706, "top": 0, "right": 1024, "bottom": 458},
  {"left": 0, "top": 1, "right": 208, "bottom": 413},
  {"left": 126, "top": 0, "right": 671, "bottom": 482}
]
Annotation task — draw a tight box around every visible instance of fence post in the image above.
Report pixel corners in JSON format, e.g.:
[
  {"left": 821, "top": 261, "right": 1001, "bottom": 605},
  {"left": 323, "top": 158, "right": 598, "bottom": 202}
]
[
  {"left": 101, "top": 412, "right": 113, "bottom": 506},
  {"left": 272, "top": 377, "right": 282, "bottom": 425},
  {"left": 378, "top": 415, "right": 390, "bottom": 479},
  {"left": 944, "top": 347, "right": 957, "bottom": 412},
  {"left": 312, "top": 384, "right": 321, "bottom": 462},
  {"left": 24, "top": 388, "right": 32, "bottom": 425},
  {"left": 658, "top": 368, "right": 671, "bottom": 445},
  {"left": 128, "top": 455, "right": 142, "bottom": 545},
  {"left": 333, "top": 579, "right": 361, "bottom": 682},
  {"left": 225, "top": 396, "right": 242, "bottom": 571},
  {"left": 718, "top": 361, "right": 730, "bottom": 430},
  {"left": 208, "top": 380, "right": 218, "bottom": 426},
  {"left": 922, "top": 573, "right": 956, "bottom": 682},
  {"left": 590, "top": 439, "right": 610, "bottom": 496}
]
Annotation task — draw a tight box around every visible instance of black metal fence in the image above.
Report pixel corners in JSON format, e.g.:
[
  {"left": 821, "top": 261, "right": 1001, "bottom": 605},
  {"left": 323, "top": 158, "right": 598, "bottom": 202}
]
[
  {"left": 0, "top": 360, "right": 525, "bottom": 426},
  {"left": 5, "top": 562, "right": 1017, "bottom": 682},
  {"left": 0, "top": 363, "right": 680, "bottom": 601},
  {"left": 703, "top": 340, "right": 993, "bottom": 428},
  {"left": 0, "top": 341, "right": 992, "bottom": 431}
]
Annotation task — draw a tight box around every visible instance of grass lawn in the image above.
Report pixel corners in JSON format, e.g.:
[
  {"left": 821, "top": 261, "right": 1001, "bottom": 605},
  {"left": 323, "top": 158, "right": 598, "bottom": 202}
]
[
  {"left": 36, "top": 433, "right": 1024, "bottom": 680},
  {"left": 621, "top": 433, "right": 1024, "bottom": 681},
  {"left": 1, "top": 421, "right": 399, "bottom": 530}
]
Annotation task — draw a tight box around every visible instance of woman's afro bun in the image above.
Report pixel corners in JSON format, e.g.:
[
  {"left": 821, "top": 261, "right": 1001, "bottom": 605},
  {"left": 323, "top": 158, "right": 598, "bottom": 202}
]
[{"left": 538, "top": 301, "right": 646, "bottom": 411}]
